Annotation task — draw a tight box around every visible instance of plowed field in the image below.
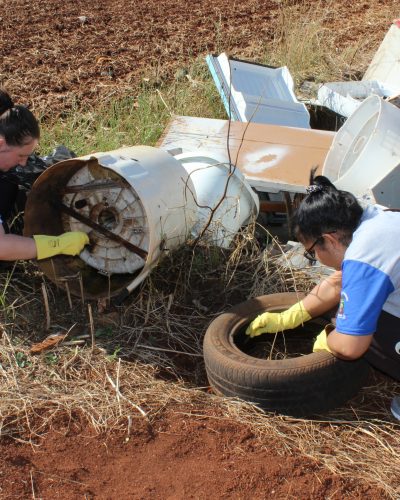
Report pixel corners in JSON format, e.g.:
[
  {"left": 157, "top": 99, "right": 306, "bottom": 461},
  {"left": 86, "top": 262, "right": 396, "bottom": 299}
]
[{"left": 1, "top": 0, "right": 398, "bottom": 115}]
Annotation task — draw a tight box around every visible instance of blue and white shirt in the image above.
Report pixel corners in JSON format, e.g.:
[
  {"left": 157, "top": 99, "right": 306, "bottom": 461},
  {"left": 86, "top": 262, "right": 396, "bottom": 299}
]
[{"left": 336, "top": 205, "right": 400, "bottom": 335}]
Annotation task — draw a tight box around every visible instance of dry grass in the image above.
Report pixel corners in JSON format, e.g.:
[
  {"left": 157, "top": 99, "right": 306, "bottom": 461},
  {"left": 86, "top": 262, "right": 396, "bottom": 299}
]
[
  {"left": 267, "top": 0, "right": 399, "bottom": 85},
  {"left": 1, "top": 230, "right": 400, "bottom": 497}
]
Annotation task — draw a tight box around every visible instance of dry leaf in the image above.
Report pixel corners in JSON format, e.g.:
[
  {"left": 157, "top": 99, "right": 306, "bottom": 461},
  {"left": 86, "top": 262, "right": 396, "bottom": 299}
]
[{"left": 30, "top": 333, "right": 67, "bottom": 355}]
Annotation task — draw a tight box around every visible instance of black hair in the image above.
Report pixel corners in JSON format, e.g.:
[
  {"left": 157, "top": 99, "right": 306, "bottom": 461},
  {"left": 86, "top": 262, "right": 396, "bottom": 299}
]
[
  {"left": 291, "top": 168, "right": 363, "bottom": 246},
  {"left": 0, "top": 89, "right": 40, "bottom": 146}
]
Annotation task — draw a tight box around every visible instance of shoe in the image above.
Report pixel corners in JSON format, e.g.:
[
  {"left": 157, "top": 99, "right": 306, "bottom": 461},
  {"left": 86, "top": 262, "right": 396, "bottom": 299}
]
[{"left": 390, "top": 396, "right": 400, "bottom": 421}]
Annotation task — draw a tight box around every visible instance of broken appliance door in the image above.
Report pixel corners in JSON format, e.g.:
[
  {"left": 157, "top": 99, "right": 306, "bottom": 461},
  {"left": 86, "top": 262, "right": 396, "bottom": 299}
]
[
  {"left": 206, "top": 52, "right": 310, "bottom": 129},
  {"left": 317, "top": 80, "right": 398, "bottom": 118},
  {"left": 363, "top": 20, "right": 400, "bottom": 92}
]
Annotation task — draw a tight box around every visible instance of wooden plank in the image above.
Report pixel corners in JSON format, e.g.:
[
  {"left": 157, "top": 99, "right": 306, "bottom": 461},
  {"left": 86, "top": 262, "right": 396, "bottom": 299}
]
[
  {"left": 259, "top": 200, "right": 287, "bottom": 213},
  {"left": 157, "top": 116, "right": 334, "bottom": 193}
]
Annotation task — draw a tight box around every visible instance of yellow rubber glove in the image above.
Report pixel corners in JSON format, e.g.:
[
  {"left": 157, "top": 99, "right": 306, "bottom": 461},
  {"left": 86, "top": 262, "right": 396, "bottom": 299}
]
[
  {"left": 246, "top": 301, "right": 311, "bottom": 337},
  {"left": 312, "top": 327, "right": 333, "bottom": 353},
  {"left": 34, "top": 232, "right": 89, "bottom": 260}
]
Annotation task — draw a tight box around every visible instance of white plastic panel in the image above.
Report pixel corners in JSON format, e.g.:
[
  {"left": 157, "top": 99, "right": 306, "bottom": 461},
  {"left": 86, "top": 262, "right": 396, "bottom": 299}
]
[
  {"left": 175, "top": 151, "right": 259, "bottom": 248},
  {"left": 318, "top": 80, "right": 398, "bottom": 118},
  {"left": 363, "top": 20, "right": 400, "bottom": 91},
  {"left": 206, "top": 53, "right": 310, "bottom": 129},
  {"left": 323, "top": 96, "right": 400, "bottom": 208}
]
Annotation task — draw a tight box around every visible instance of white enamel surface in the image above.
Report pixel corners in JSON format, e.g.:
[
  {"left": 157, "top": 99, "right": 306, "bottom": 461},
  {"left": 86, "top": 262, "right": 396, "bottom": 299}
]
[
  {"left": 62, "top": 146, "right": 197, "bottom": 275},
  {"left": 323, "top": 96, "right": 400, "bottom": 206},
  {"left": 175, "top": 151, "right": 259, "bottom": 248}
]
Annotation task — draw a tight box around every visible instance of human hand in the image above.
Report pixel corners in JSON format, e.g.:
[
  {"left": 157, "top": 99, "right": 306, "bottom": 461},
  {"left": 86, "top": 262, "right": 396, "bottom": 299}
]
[
  {"left": 246, "top": 311, "right": 285, "bottom": 337},
  {"left": 34, "top": 232, "right": 89, "bottom": 260},
  {"left": 246, "top": 301, "right": 311, "bottom": 338},
  {"left": 312, "top": 327, "right": 333, "bottom": 353}
]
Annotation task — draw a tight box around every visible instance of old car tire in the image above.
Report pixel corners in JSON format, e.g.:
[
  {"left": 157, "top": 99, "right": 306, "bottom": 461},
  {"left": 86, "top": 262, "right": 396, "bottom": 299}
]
[{"left": 203, "top": 292, "right": 371, "bottom": 417}]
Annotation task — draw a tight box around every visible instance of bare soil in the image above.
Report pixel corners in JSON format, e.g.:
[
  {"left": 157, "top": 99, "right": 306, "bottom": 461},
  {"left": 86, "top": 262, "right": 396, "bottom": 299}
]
[
  {"left": 0, "top": 410, "right": 387, "bottom": 499},
  {"left": 1, "top": 0, "right": 399, "bottom": 116},
  {"left": 1, "top": 1, "right": 399, "bottom": 498}
]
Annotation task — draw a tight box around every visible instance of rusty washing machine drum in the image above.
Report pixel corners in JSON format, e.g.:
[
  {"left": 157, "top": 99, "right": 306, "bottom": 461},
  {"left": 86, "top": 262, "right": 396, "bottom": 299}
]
[{"left": 24, "top": 146, "right": 198, "bottom": 300}]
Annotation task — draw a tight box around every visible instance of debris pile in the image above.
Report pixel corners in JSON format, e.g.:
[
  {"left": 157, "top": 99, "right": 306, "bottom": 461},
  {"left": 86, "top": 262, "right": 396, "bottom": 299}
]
[
  {"left": 23, "top": 19, "right": 400, "bottom": 297},
  {"left": 162, "top": 20, "right": 400, "bottom": 209}
]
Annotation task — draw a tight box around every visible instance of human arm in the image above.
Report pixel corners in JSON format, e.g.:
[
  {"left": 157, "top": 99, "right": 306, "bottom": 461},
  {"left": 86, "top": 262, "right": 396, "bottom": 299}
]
[
  {"left": 0, "top": 224, "right": 37, "bottom": 260},
  {"left": 313, "top": 326, "right": 373, "bottom": 359},
  {"left": 0, "top": 224, "right": 89, "bottom": 261},
  {"left": 246, "top": 271, "right": 342, "bottom": 337},
  {"left": 314, "top": 260, "right": 395, "bottom": 357},
  {"left": 302, "top": 270, "right": 342, "bottom": 318},
  {"left": 326, "top": 328, "right": 373, "bottom": 359}
]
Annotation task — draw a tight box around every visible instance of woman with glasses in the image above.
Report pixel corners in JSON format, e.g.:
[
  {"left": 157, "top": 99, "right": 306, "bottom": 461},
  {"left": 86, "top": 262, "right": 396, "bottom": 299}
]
[
  {"left": 0, "top": 89, "right": 89, "bottom": 262},
  {"left": 246, "top": 170, "right": 400, "bottom": 419}
]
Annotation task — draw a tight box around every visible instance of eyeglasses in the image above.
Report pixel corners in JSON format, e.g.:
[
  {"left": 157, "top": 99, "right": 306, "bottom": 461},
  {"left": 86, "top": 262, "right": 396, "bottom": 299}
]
[
  {"left": 303, "top": 231, "right": 337, "bottom": 264},
  {"left": 303, "top": 236, "right": 323, "bottom": 264}
]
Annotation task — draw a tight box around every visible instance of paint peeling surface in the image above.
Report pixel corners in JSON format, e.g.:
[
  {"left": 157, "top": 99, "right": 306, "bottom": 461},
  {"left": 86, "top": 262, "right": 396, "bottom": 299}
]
[
  {"left": 158, "top": 116, "right": 334, "bottom": 193},
  {"left": 244, "top": 146, "right": 290, "bottom": 172}
]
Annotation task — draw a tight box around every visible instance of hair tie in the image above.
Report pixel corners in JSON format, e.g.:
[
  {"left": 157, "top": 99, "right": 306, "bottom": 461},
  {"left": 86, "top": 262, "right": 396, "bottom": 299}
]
[{"left": 306, "top": 184, "right": 324, "bottom": 194}]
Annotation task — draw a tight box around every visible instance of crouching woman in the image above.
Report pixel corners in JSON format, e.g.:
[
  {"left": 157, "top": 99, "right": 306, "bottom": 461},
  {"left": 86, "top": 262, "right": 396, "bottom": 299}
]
[
  {"left": 246, "top": 171, "right": 400, "bottom": 418},
  {"left": 0, "top": 89, "right": 88, "bottom": 262}
]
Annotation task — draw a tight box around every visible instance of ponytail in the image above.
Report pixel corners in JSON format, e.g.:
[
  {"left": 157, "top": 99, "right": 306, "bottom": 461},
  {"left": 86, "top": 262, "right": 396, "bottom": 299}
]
[{"left": 291, "top": 168, "right": 363, "bottom": 244}]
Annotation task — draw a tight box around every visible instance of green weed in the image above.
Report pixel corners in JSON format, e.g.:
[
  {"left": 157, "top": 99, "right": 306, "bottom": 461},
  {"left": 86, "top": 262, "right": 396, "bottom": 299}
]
[
  {"left": 15, "top": 351, "right": 30, "bottom": 368},
  {"left": 107, "top": 346, "right": 122, "bottom": 362},
  {"left": 44, "top": 352, "right": 58, "bottom": 365},
  {"left": 39, "top": 59, "right": 224, "bottom": 157}
]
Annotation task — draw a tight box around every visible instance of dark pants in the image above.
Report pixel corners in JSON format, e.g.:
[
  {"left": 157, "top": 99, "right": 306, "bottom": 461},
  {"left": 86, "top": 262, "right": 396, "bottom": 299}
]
[{"left": 364, "top": 310, "right": 400, "bottom": 381}]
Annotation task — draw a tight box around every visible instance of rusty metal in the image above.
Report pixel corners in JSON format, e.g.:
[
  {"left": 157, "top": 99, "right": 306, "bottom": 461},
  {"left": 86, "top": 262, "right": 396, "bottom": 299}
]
[
  {"left": 259, "top": 200, "right": 287, "bottom": 213},
  {"left": 24, "top": 147, "right": 198, "bottom": 300},
  {"left": 62, "top": 180, "right": 123, "bottom": 194},
  {"left": 56, "top": 201, "right": 148, "bottom": 260},
  {"left": 24, "top": 144, "right": 258, "bottom": 301},
  {"left": 24, "top": 157, "right": 144, "bottom": 300}
]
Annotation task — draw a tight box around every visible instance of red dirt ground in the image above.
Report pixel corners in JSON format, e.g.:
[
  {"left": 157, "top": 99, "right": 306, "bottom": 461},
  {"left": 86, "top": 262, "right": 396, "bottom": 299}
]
[
  {"left": 1, "top": 1, "right": 399, "bottom": 498},
  {"left": 0, "top": 410, "right": 386, "bottom": 499},
  {"left": 1, "top": 0, "right": 399, "bottom": 116}
]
